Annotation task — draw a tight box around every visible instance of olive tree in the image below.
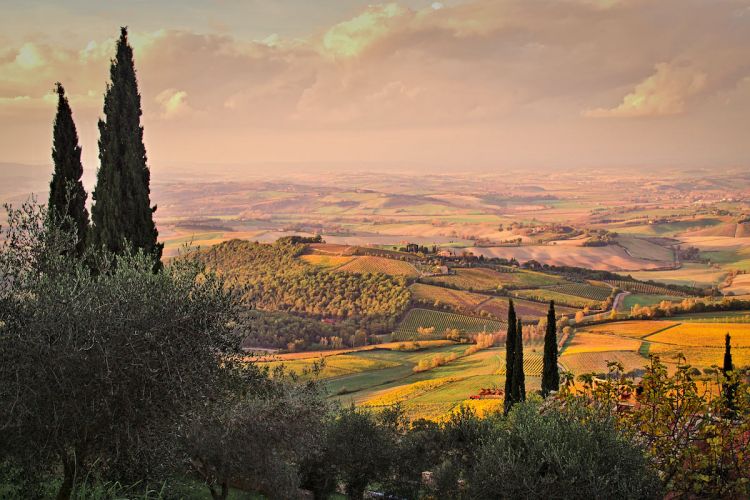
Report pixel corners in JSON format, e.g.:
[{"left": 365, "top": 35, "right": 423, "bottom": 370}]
[{"left": 0, "top": 201, "right": 244, "bottom": 499}]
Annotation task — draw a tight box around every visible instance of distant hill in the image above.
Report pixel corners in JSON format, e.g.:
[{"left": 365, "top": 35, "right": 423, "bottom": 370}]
[
  {"left": 0, "top": 162, "right": 52, "bottom": 205},
  {"left": 685, "top": 221, "right": 750, "bottom": 238}
]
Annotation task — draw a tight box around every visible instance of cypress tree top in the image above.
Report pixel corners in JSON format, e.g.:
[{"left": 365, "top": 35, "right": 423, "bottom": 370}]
[
  {"left": 50, "top": 82, "right": 89, "bottom": 256},
  {"left": 92, "top": 27, "right": 162, "bottom": 265}
]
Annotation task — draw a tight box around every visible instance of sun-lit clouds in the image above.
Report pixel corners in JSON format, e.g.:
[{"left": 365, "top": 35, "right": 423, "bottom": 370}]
[
  {"left": 15, "top": 43, "right": 45, "bottom": 69},
  {"left": 321, "top": 3, "right": 410, "bottom": 58},
  {"left": 585, "top": 63, "right": 709, "bottom": 118},
  {"left": 155, "top": 88, "right": 192, "bottom": 119},
  {"left": 0, "top": 0, "right": 748, "bottom": 171}
]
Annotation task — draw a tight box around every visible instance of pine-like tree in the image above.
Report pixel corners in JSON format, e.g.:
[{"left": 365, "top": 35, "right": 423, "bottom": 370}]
[
  {"left": 511, "top": 318, "right": 526, "bottom": 404},
  {"left": 723, "top": 333, "right": 736, "bottom": 413},
  {"left": 49, "top": 82, "right": 89, "bottom": 256},
  {"left": 503, "top": 300, "right": 517, "bottom": 414},
  {"left": 92, "top": 27, "right": 162, "bottom": 266},
  {"left": 541, "top": 300, "right": 559, "bottom": 397}
]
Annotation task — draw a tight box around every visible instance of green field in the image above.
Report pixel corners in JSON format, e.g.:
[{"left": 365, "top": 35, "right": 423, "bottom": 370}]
[
  {"left": 511, "top": 289, "right": 601, "bottom": 309},
  {"left": 620, "top": 294, "right": 684, "bottom": 311},
  {"left": 546, "top": 283, "right": 612, "bottom": 301},
  {"left": 670, "top": 311, "right": 750, "bottom": 323},
  {"left": 605, "top": 280, "right": 686, "bottom": 296},
  {"left": 423, "top": 267, "right": 565, "bottom": 291},
  {"left": 392, "top": 308, "right": 504, "bottom": 341},
  {"left": 324, "top": 345, "right": 540, "bottom": 420},
  {"left": 628, "top": 263, "right": 727, "bottom": 288}
]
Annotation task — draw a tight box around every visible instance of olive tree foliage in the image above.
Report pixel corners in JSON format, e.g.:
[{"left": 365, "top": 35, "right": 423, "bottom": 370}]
[
  {"left": 182, "top": 368, "right": 332, "bottom": 500},
  {"left": 468, "top": 401, "right": 663, "bottom": 500},
  {"left": 0, "top": 200, "right": 245, "bottom": 499},
  {"left": 564, "top": 357, "right": 750, "bottom": 498}
]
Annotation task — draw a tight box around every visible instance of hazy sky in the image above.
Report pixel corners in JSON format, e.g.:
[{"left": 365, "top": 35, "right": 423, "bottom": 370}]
[{"left": 1, "top": 0, "right": 749, "bottom": 174}]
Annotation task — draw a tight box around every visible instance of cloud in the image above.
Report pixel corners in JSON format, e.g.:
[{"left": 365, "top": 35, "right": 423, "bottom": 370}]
[
  {"left": 0, "top": 0, "right": 748, "bottom": 169},
  {"left": 155, "top": 88, "right": 191, "bottom": 118},
  {"left": 321, "top": 3, "right": 410, "bottom": 58},
  {"left": 585, "top": 62, "right": 708, "bottom": 118},
  {"left": 15, "top": 43, "right": 45, "bottom": 69}
]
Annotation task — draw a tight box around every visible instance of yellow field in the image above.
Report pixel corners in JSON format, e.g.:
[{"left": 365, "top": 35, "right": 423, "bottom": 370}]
[
  {"left": 647, "top": 323, "right": 750, "bottom": 347},
  {"left": 300, "top": 254, "right": 354, "bottom": 269},
  {"left": 260, "top": 354, "right": 400, "bottom": 379},
  {"left": 410, "top": 283, "right": 488, "bottom": 311},
  {"left": 448, "top": 399, "right": 503, "bottom": 418},
  {"left": 583, "top": 321, "right": 679, "bottom": 338},
  {"left": 336, "top": 256, "right": 420, "bottom": 277},
  {"left": 560, "top": 351, "right": 648, "bottom": 375},
  {"left": 495, "top": 351, "right": 545, "bottom": 376},
  {"left": 362, "top": 377, "right": 462, "bottom": 407},
  {"left": 648, "top": 344, "right": 750, "bottom": 368},
  {"left": 260, "top": 340, "right": 456, "bottom": 361},
  {"left": 562, "top": 332, "right": 642, "bottom": 355}
]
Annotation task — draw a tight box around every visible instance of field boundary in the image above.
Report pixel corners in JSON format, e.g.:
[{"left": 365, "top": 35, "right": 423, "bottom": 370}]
[{"left": 641, "top": 322, "right": 682, "bottom": 341}]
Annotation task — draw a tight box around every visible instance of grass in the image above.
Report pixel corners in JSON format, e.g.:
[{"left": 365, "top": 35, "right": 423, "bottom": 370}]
[
  {"left": 559, "top": 351, "right": 648, "bottom": 375},
  {"left": 646, "top": 323, "right": 750, "bottom": 347},
  {"left": 561, "top": 332, "right": 642, "bottom": 355},
  {"left": 392, "top": 308, "right": 503, "bottom": 340},
  {"left": 410, "top": 283, "right": 488, "bottom": 312},
  {"left": 582, "top": 321, "right": 680, "bottom": 339},
  {"left": 511, "top": 289, "right": 600, "bottom": 309},
  {"left": 299, "top": 254, "right": 354, "bottom": 269},
  {"left": 475, "top": 296, "right": 576, "bottom": 320},
  {"left": 670, "top": 311, "right": 750, "bottom": 323},
  {"left": 628, "top": 263, "right": 727, "bottom": 288},
  {"left": 423, "top": 267, "right": 565, "bottom": 291},
  {"left": 648, "top": 344, "right": 750, "bottom": 369},
  {"left": 336, "top": 256, "right": 420, "bottom": 277},
  {"left": 326, "top": 345, "right": 516, "bottom": 420},
  {"left": 546, "top": 283, "right": 612, "bottom": 301},
  {"left": 259, "top": 354, "right": 401, "bottom": 379},
  {"left": 616, "top": 236, "right": 675, "bottom": 262},
  {"left": 361, "top": 376, "right": 462, "bottom": 407},
  {"left": 606, "top": 280, "right": 685, "bottom": 296},
  {"left": 620, "top": 294, "right": 684, "bottom": 311}
]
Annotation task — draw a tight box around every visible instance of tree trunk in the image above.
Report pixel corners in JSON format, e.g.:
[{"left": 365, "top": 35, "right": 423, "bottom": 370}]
[
  {"left": 210, "top": 482, "right": 228, "bottom": 500},
  {"left": 56, "top": 455, "right": 75, "bottom": 500}
]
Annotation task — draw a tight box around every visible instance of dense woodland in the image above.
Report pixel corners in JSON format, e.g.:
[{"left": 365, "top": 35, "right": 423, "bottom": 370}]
[{"left": 193, "top": 239, "right": 410, "bottom": 345}]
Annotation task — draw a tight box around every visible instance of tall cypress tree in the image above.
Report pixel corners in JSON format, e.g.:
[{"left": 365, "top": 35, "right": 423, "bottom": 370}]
[
  {"left": 541, "top": 300, "right": 559, "bottom": 397},
  {"left": 723, "top": 333, "right": 736, "bottom": 413},
  {"left": 92, "top": 27, "right": 162, "bottom": 265},
  {"left": 503, "top": 300, "right": 517, "bottom": 414},
  {"left": 49, "top": 82, "right": 89, "bottom": 256},
  {"left": 511, "top": 318, "right": 526, "bottom": 404}
]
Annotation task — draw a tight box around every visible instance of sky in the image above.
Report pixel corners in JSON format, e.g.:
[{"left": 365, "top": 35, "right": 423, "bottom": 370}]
[{"left": 1, "top": 0, "right": 749, "bottom": 177}]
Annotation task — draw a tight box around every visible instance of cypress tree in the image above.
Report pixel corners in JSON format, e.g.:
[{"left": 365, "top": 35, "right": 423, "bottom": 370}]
[
  {"left": 49, "top": 82, "right": 89, "bottom": 256},
  {"left": 503, "top": 300, "right": 517, "bottom": 414},
  {"left": 92, "top": 27, "right": 162, "bottom": 266},
  {"left": 541, "top": 300, "right": 559, "bottom": 397},
  {"left": 511, "top": 318, "right": 526, "bottom": 404},
  {"left": 723, "top": 333, "right": 736, "bottom": 414}
]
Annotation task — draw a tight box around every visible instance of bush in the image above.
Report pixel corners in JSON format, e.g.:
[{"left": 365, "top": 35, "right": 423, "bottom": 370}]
[{"left": 468, "top": 402, "right": 662, "bottom": 499}]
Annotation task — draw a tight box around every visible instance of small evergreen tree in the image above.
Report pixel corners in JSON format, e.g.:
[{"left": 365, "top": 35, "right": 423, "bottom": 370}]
[
  {"left": 541, "top": 301, "right": 559, "bottom": 397},
  {"left": 92, "top": 27, "right": 162, "bottom": 266},
  {"left": 49, "top": 82, "right": 89, "bottom": 256},
  {"left": 503, "top": 301, "right": 517, "bottom": 414},
  {"left": 511, "top": 318, "right": 526, "bottom": 405}
]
